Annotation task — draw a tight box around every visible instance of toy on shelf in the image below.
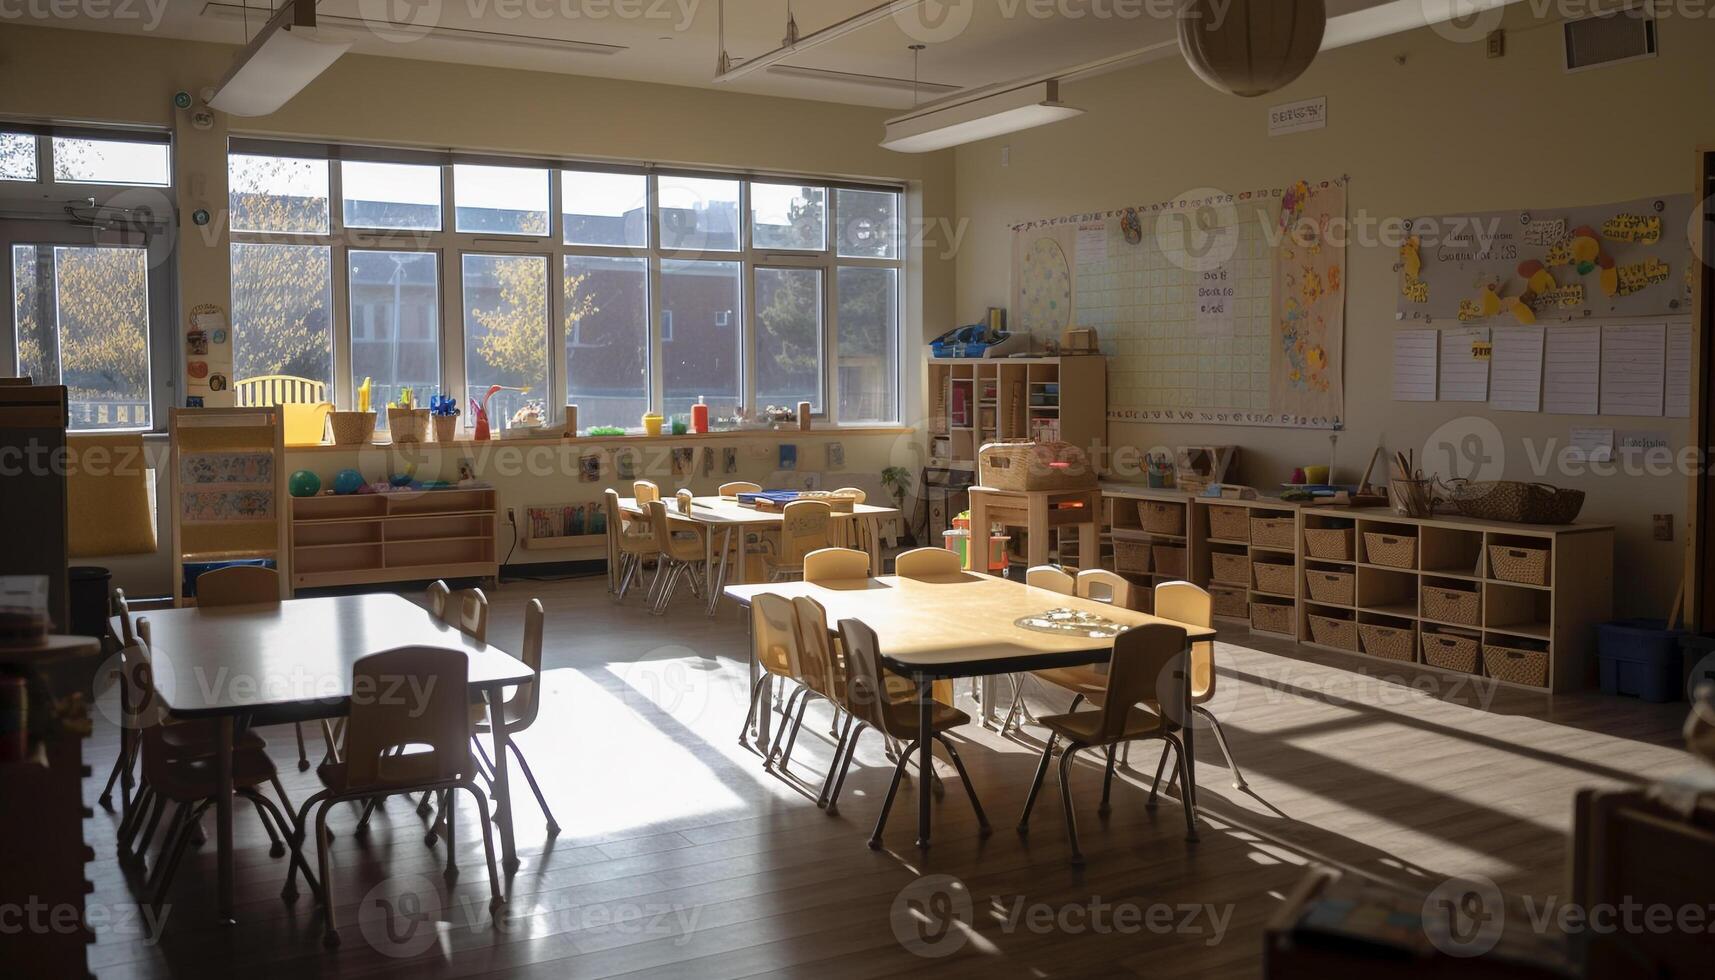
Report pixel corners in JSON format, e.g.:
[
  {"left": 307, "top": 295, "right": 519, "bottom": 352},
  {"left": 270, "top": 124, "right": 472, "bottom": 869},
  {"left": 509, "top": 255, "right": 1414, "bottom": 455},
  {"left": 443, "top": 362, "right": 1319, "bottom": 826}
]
[
  {"left": 429, "top": 394, "right": 460, "bottom": 443},
  {"left": 332, "top": 468, "right": 366, "bottom": 495},
  {"left": 931, "top": 321, "right": 1029, "bottom": 359},
  {"left": 471, "top": 384, "right": 530, "bottom": 441},
  {"left": 288, "top": 470, "right": 321, "bottom": 498},
  {"left": 501, "top": 401, "right": 545, "bottom": 439},
  {"left": 387, "top": 387, "right": 429, "bottom": 443}
]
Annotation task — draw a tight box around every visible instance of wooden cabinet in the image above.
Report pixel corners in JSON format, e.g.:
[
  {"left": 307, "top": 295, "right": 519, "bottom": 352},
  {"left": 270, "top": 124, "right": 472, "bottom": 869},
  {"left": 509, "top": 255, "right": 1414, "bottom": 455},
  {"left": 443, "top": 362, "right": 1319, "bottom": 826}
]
[
  {"left": 289, "top": 488, "right": 498, "bottom": 592},
  {"left": 928, "top": 356, "right": 1106, "bottom": 470}
]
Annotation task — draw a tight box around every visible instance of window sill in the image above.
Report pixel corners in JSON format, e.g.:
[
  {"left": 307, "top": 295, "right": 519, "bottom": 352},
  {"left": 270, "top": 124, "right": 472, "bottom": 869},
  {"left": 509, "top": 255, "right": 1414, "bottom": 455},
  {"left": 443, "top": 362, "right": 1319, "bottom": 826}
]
[{"left": 282, "top": 425, "right": 915, "bottom": 453}]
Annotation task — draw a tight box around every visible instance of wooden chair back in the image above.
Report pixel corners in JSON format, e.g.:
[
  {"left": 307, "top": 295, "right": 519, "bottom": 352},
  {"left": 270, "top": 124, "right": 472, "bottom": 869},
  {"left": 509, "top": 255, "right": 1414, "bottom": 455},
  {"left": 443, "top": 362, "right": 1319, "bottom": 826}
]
[
  {"left": 342, "top": 646, "right": 473, "bottom": 790},
  {"left": 1026, "top": 565, "right": 1075, "bottom": 595},
  {"left": 502, "top": 599, "right": 546, "bottom": 731},
  {"left": 426, "top": 580, "right": 451, "bottom": 617},
  {"left": 1095, "top": 623, "right": 1189, "bottom": 743},
  {"left": 893, "top": 547, "right": 962, "bottom": 577},
  {"left": 1154, "top": 580, "right": 1215, "bottom": 701},
  {"left": 804, "top": 547, "right": 869, "bottom": 583},
  {"left": 645, "top": 499, "right": 703, "bottom": 560},
  {"left": 675, "top": 488, "right": 694, "bottom": 513},
  {"left": 833, "top": 486, "right": 867, "bottom": 503},
  {"left": 194, "top": 564, "right": 281, "bottom": 606},
  {"left": 719, "top": 481, "right": 760, "bottom": 496},
  {"left": 633, "top": 480, "right": 660, "bottom": 505},
  {"left": 751, "top": 593, "right": 801, "bottom": 680},
  {"left": 605, "top": 489, "right": 654, "bottom": 551},
  {"left": 112, "top": 587, "right": 134, "bottom": 645},
  {"left": 834, "top": 617, "right": 896, "bottom": 733},
  {"left": 234, "top": 373, "right": 327, "bottom": 407},
  {"left": 1076, "top": 569, "right": 1133, "bottom": 607},
  {"left": 427, "top": 580, "right": 488, "bottom": 642},
  {"left": 789, "top": 596, "right": 841, "bottom": 700},
  {"left": 118, "top": 636, "right": 167, "bottom": 733},
  {"left": 777, "top": 499, "right": 833, "bottom": 566}
]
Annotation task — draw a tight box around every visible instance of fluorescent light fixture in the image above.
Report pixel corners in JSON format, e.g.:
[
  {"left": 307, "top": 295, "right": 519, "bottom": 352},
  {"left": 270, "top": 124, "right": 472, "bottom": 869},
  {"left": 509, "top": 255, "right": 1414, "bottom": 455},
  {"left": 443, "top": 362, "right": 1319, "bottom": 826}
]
[
  {"left": 881, "top": 80, "right": 1082, "bottom": 153},
  {"left": 201, "top": 3, "right": 625, "bottom": 56},
  {"left": 207, "top": 0, "right": 350, "bottom": 116},
  {"left": 1322, "top": 0, "right": 1521, "bottom": 49},
  {"left": 766, "top": 64, "right": 961, "bottom": 97}
]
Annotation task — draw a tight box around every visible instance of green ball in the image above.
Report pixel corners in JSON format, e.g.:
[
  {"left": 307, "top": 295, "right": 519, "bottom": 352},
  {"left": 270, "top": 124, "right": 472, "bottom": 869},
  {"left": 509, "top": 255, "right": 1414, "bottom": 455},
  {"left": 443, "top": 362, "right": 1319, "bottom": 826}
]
[{"left": 288, "top": 470, "right": 322, "bottom": 497}]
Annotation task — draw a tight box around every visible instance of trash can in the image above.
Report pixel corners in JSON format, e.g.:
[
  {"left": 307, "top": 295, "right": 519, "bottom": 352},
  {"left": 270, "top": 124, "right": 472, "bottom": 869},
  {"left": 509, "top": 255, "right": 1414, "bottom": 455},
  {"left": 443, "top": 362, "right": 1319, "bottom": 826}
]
[
  {"left": 67, "top": 566, "right": 111, "bottom": 639},
  {"left": 1596, "top": 619, "right": 1685, "bottom": 703}
]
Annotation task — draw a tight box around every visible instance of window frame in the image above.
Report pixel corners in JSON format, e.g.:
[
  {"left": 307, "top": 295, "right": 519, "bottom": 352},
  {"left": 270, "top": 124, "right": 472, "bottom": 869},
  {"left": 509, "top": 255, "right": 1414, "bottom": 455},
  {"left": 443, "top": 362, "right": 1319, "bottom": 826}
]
[{"left": 226, "top": 139, "right": 905, "bottom": 429}]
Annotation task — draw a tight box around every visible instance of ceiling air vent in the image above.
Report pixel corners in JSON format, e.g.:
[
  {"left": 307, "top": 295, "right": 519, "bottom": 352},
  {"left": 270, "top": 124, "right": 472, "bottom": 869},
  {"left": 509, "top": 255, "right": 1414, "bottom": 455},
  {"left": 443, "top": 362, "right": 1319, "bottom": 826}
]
[{"left": 1564, "top": 6, "right": 1657, "bottom": 73}]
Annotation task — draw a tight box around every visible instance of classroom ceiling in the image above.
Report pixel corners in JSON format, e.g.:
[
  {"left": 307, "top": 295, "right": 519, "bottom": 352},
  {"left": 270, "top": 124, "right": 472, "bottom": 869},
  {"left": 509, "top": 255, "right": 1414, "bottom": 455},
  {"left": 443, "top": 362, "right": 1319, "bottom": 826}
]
[{"left": 43, "top": 0, "right": 1404, "bottom": 110}]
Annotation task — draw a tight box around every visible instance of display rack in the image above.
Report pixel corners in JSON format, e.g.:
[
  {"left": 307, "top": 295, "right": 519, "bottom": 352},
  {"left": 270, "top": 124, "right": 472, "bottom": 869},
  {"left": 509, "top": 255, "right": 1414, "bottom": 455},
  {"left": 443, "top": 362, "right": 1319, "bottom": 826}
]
[
  {"left": 168, "top": 407, "right": 290, "bottom": 605},
  {"left": 289, "top": 487, "right": 498, "bottom": 592}
]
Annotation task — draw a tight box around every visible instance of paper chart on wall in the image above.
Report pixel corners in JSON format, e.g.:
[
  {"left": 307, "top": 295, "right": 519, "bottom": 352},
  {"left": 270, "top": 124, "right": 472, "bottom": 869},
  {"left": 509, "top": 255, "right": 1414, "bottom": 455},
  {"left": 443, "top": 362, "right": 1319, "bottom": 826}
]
[
  {"left": 1488, "top": 326, "right": 1544, "bottom": 413},
  {"left": 1391, "top": 330, "right": 1438, "bottom": 401},
  {"left": 1543, "top": 325, "right": 1601, "bottom": 415},
  {"left": 1599, "top": 321, "right": 1666, "bottom": 417},
  {"left": 1665, "top": 317, "right": 1692, "bottom": 419},
  {"left": 1438, "top": 327, "right": 1490, "bottom": 402}
]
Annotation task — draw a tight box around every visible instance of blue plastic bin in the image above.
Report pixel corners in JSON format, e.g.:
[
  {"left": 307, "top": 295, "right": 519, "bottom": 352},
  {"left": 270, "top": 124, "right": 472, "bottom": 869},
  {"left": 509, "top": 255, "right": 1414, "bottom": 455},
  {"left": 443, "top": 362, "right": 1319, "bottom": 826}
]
[
  {"left": 1596, "top": 619, "right": 1686, "bottom": 703},
  {"left": 182, "top": 558, "right": 276, "bottom": 599}
]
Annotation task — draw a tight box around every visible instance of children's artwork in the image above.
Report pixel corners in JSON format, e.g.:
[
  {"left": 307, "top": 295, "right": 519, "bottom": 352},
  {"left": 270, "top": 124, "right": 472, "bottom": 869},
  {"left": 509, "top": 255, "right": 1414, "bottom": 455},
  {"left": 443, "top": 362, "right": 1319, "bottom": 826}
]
[
  {"left": 1020, "top": 178, "right": 1347, "bottom": 429},
  {"left": 457, "top": 457, "right": 477, "bottom": 482},
  {"left": 1396, "top": 194, "right": 1692, "bottom": 322},
  {"left": 722, "top": 447, "right": 738, "bottom": 474},
  {"left": 184, "top": 304, "right": 234, "bottom": 408},
  {"left": 825, "top": 442, "right": 845, "bottom": 469},
  {"left": 1012, "top": 231, "right": 1075, "bottom": 345},
  {"left": 778, "top": 444, "right": 797, "bottom": 471},
  {"left": 670, "top": 447, "right": 694, "bottom": 478},
  {"left": 578, "top": 453, "right": 601, "bottom": 482},
  {"left": 180, "top": 489, "right": 273, "bottom": 522},
  {"left": 700, "top": 447, "right": 714, "bottom": 477},
  {"left": 180, "top": 451, "right": 273, "bottom": 486},
  {"left": 615, "top": 448, "right": 637, "bottom": 481}
]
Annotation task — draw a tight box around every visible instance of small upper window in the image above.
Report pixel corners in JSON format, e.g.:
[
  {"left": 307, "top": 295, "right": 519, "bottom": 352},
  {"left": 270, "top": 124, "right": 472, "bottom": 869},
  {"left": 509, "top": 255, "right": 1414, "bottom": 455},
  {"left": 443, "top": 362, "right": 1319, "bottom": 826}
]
[
  {"left": 0, "top": 133, "right": 36, "bottom": 181},
  {"left": 562, "top": 170, "right": 647, "bottom": 247},
  {"left": 229, "top": 154, "right": 330, "bottom": 235},
  {"left": 342, "top": 160, "right": 442, "bottom": 231},
  {"left": 658, "top": 175, "right": 741, "bottom": 252},
  {"left": 52, "top": 137, "right": 170, "bottom": 186},
  {"left": 751, "top": 182, "right": 826, "bottom": 251},
  {"left": 836, "top": 188, "right": 900, "bottom": 259},
  {"left": 454, "top": 164, "right": 549, "bottom": 236}
]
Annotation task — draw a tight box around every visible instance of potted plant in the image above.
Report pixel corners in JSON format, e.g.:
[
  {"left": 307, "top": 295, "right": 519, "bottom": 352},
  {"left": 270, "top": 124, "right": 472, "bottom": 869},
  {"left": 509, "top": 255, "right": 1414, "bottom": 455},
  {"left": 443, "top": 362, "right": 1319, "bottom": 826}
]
[{"left": 881, "top": 466, "right": 916, "bottom": 547}]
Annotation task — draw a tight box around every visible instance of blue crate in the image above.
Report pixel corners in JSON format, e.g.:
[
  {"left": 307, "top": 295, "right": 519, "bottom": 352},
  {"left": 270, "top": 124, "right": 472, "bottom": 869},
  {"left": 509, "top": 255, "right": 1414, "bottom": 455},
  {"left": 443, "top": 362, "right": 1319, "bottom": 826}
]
[
  {"left": 183, "top": 558, "right": 276, "bottom": 599},
  {"left": 1596, "top": 619, "right": 1686, "bottom": 703}
]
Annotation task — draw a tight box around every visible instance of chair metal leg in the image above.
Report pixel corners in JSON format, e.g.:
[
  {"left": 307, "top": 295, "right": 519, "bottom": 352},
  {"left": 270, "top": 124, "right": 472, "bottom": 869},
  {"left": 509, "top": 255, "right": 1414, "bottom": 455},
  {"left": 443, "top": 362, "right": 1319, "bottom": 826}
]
[
  {"left": 98, "top": 738, "right": 130, "bottom": 811},
  {"left": 825, "top": 721, "right": 866, "bottom": 814},
  {"left": 1099, "top": 745, "right": 1118, "bottom": 816},
  {"left": 935, "top": 733, "right": 989, "bottom": 835},
  {"left": 134, "top": 793, "right": 168, "bottom": 865},
  {"left": 118, "top": 782, "right": 153, "bottom": 856},
  {"left": 250, "top": 789, "right": 285, "bottom": 858},
  {"left": 462, "top": 782, "right": 506, "bottom": 916},
  {"left": 316, "top": 801, "right": 340, "bottom": 947},
  {"left": 294, "top": 722, "right": 310, "bottom": 771},
  {"left": 868, "top": 739, "right": 916, "bottom": 850},
  {"left": 739, "top": 671, "right": 769, "bottom": 750},
  {"left": 817, "top": 712, "right": 855, "bottom": 809},
  {"left": 1148, "top": 741, "right": 1171, "bottom": 808},
  {"left": 1196, "top": 705, "right": 1247, "bottom": 791},
  {"left": 773, "top": 689, "right": 812, "bottom": 776},
  {"left": 1170, "top": 734, "right": 1199, "bottom": 843},
  {"left": 444, "top": 784, "right": 458, "bottom": 880},
  {"left": 148, "top": 803, "right": 200, "bottom": 906},
  {"left": 1017, "top": 733, "right": 1057, "bottom": 833},
  {"left": 508, "top": 741, "right": 560, "bottom": 836},
  {"left": 1058, "top": 747, "right": 1084, "bottom": 864},
  {"left": 246, "top": 788, "right": 318, "bottom": 900}
]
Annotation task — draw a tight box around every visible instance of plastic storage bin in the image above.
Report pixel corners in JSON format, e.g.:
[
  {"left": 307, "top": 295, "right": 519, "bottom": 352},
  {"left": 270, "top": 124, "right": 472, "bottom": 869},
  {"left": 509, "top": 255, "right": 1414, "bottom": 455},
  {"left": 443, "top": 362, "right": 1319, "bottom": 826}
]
[
  {"left": 1596, "top": 619, "right": 1686, "bottom": 703},
  {"left": 942, "top": 530, "right": 1010, "bottom": 573}
]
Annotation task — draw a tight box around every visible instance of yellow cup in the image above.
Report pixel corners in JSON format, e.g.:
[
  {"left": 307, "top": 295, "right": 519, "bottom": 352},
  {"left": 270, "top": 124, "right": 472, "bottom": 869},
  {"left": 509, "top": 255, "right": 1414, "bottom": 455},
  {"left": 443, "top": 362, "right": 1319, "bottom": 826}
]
[
  {"left": 642, "top": 413, "right": 664, "bottom": 436},
  {"left": 1305, "top": 465, "right": 1330, "bottom": 485}
]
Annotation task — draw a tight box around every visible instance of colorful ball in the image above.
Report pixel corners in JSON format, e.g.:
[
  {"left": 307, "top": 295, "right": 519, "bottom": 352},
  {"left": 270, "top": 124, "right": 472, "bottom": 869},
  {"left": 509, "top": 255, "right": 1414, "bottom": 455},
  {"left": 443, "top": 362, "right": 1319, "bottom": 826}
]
[
  {"left": 332, "top": 468, "right": 366, "bottom": 495},
  {"left": 287, "top": 469, "right": 321, "bottom": 498}
]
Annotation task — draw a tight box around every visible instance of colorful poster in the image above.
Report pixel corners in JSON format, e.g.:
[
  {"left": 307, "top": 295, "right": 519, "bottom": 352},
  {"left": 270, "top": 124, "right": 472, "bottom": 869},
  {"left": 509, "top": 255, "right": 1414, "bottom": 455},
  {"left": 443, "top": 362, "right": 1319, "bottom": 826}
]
[
  {"left": 1010, "top": 224, "right": 1076, "bottom": 346},
  {"left": 1270, "top": 179, "right": 1346, "bottom": 424}
]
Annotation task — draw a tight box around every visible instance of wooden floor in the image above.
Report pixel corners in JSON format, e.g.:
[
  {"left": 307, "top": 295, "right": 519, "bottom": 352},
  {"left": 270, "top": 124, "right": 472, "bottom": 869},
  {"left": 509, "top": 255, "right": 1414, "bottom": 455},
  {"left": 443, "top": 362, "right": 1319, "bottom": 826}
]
[{"left": 83, "top": 574, "right": 1692, "bottom": 978}]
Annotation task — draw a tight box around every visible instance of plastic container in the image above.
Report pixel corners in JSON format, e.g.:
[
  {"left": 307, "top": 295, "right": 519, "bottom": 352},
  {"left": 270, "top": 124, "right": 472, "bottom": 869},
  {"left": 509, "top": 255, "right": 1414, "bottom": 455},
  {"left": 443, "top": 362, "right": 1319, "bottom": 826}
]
[
  {"left": 1597, "top": 619, "right": 1687, "bottom": 703},
  {"left": 691, "top": 399, "right": 709, "bottom": 434},
  {"left": 942, "top": 529, "right": 1009, "bottom": 573},
  {"left": 642, "top": 413, "right": 664, "bottom": 436}
]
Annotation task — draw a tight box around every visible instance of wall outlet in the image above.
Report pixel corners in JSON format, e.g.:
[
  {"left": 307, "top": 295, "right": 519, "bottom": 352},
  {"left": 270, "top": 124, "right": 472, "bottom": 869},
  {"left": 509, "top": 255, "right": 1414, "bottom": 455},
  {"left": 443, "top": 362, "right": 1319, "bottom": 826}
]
[
  {"left": 1486, "top": 29, "right": 1505, "bottom": 58},
  {"left": 506, "top": 507, "right": 517, "bottom": 526},
  {"left": 1653, "top": 513, "right": 1674, "bottom": 541}
]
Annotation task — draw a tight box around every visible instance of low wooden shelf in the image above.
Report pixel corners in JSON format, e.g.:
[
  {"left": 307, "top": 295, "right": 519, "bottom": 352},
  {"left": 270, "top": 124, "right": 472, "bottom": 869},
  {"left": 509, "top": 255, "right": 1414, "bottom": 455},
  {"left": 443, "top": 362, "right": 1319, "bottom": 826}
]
[{"left": 288, "top": 487, "right": 498, "bottom": 592}]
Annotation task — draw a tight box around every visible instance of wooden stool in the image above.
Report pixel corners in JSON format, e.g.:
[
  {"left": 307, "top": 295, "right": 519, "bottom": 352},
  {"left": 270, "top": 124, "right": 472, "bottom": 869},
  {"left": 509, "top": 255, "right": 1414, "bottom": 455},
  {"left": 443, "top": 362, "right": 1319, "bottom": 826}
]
[{"left": 967, "top": 485, "right": 1101, "bottom": 573}]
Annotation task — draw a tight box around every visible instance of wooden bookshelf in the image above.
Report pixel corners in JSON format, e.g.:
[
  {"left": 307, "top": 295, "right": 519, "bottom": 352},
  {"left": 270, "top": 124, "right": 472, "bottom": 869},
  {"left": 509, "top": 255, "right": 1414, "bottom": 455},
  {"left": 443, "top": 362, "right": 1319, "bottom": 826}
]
[
  {"left": 169, "top": 407, "right": 289, "bottom": 605},
  {"left": 1190, "top": 496, "right": 1303, "bottom": 639},
  {"left": 1099, "top": 484, "right": 1196, "bottom": 613},
  {"left": 927, "top": 356, "right": 1106, "bottom": 472},
  {"left": 288, "top": 487, "right": 498, "bottom": 592}
]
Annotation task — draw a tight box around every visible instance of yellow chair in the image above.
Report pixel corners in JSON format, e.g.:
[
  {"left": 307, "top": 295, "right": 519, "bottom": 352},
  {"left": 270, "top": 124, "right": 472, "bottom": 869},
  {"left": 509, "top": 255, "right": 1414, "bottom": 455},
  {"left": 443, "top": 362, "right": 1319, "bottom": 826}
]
[
  {"left": 893, "top": 547, "right": 962, "bottom": 577},
  {"left": 765, "top": 499, "right": 833, "bottom": 581},
  {"left": 284, "top": 402, "right": 334, "bottom": 446},
  {"left": 426, "top": 580, "right": 488, "bottom": 642},
  {"left": 1017, "top": 622, "right": 1197, "bottom": 862},
  {"left": 472, "top": 598, "right": 557, "bottom": 835},
  {"left": 605, "top": 488, "right": 658, "bottom": 603},
  {"left": 769, "top": 595, "right": 850, "bottom": 797},
  {"left": 633, "top": 480, "right": 660, "bottom": 505},
  {"left": 831, "top": 486, "right": 870, "bottom": 551},
  {"left": 1152, "top": 580, "right": 1244, "bottom": 799},
  {"left": 1025, "top": 565, "right": 1075, "bottom": 594},
  {"left": 644, "top": 499, "right": 709, "bottom": 614},
  {"left": 719, "top": 481, "right": 761, "bottom": 496},
  {"left": 803, "top": 547, "right": 870, "bottom": 583},
  {"left": 742, "top": 593, "right": 803, "bottom": 756},
  {"left": 1076, "top": 569, "right": 1133, "bottom": 607},
  {"left": 234, "top": 374, "right": 327, "bottom": 407}
]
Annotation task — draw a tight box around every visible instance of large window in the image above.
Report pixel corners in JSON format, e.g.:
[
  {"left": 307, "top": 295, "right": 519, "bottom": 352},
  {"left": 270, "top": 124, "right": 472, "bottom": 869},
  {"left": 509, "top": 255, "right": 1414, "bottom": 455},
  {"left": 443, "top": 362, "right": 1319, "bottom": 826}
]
[
  {"left": 226, "top": 140, "right": 903, "bottom": 431},
  {"left": 12, "top": 245, "right": 154, "bottom": 429}
]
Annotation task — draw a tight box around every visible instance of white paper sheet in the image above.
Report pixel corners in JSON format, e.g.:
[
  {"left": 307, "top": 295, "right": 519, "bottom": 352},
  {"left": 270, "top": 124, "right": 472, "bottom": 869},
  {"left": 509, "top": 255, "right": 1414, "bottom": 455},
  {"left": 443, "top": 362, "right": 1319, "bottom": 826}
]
[
  {"left": 1076, "top": 221, "right": 1107, "bottom": 264},
  {"left": 1543, "top": 325, "right": 1601, "bottom": 415},
  {"left": 1666, "top": 317, "right": 1692, "bottom": 419},
  {"left": 1488, "top": 326, "right": 1544, "bottom": 413},
  {"left": 1570, "top": 427, "right": 1614, "bottom": 462},
  {"left": 1600, "top": 321, "right": 1666, "bottom": 417},
  {"left": 1392, "top": 330, "right": 1439, "bottom": 402},
  {"left": 1438, "top": 327, "right": 1490, "bottom": 402}
]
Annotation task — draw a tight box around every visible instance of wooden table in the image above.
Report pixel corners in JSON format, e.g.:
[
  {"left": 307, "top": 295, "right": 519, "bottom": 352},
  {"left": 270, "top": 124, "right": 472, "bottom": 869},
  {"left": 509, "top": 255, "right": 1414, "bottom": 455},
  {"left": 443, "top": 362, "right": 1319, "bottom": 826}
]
[
  {"left": 967, "top": 485, "right": 1102, "bottom": 571},
  {"left": 615, "top": 495, "right": 901, "bottom": 615},
  {"left": 131, "top": 594, "right": 533, "bottom": 924},
  {"left": 723, "top": 573, "right": 1217, "bottom": 848}
]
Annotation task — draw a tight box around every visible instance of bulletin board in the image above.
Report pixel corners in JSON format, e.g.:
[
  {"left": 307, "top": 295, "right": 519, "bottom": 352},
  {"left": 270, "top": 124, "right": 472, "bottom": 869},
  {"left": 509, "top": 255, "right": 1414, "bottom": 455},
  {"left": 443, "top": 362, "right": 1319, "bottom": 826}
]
[{"left": 1011, "top": 177, "right": 1347, "bottom": 429}]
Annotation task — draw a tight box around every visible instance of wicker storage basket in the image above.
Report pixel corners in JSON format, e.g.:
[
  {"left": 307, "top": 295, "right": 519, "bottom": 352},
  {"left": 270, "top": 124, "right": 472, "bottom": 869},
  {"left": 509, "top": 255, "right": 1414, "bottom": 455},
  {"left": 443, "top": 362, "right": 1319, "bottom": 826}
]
[
  {"left": 977, "top": 441, "right": 1096, "bottom": 492},
  {"left": 1252, "top": 560, "right": 1296, "bottom": 596},
  {"left": 1207, "top": 505, "right": 1251, "bottom": 542},
  {"left": 1309, "top": 614, "right": 1359, "bottom": 650},
  {"left": 1421, "top": 630, "right": 1481, "bottom": 673},
  {"left": 1251, "top": 517, "right": 1296, "bottom": 550},
  {"left": 1152, "top": 545, "right": 1187, "bottom": 578},
  {"left": 1250, "top": 601, "right": 1295, "bottom": 634},
  {"left": 1114, "top": 540, "right": 1151, "bottom": 574},
  {"left": 1136, "top": 501, "right": 1185, "bottom": 536},
  {"left": 1422, "top": 584, "right": 1481, "bottom": 625},
  {"left": 1364, "top": 532, "right": 1418, "bottom": 568},
  {"left": 388, "top": 407, "right": 430, "bottom": 443},
  {"left": 1304, "top": 526, "right": 1354, "bottom": 560},
  {"left": 1447, "top": 480, "right": 1585, "bottom": 524},
  {"left": 1210, "top": 585, "right": 1248, "bottom": 619},
  {"left": 1305, "top": 569, "right": 1355, "bottom": 605},
  {"left": 1209, "top": 552, "right": 1251, "bottom": 586},
  {"left": 326, "top": 410, "right": 377, "bottom": 446},
  {"left": 1488, "top": 544, "right": 1550, "bottom": 586},
  {"left": 1484, "top": 643, "right": 1549, "bottom": 687},
  {"left": 433, "top": 414, "right": 458, "bottom": 443},
  {"left": 1358, "top": 623, "right": 1416, "bottom": 662}
]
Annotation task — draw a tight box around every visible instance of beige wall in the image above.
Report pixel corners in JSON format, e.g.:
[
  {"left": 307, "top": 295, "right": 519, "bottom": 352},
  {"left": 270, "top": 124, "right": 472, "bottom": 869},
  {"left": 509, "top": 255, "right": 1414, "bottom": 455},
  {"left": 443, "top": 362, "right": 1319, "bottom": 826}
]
[
  {"left": 953, "top": 15, "right": 1715, "bottom": 616},
  {"left": 0, "top": 24, "right": 950, "bottom": 593}
]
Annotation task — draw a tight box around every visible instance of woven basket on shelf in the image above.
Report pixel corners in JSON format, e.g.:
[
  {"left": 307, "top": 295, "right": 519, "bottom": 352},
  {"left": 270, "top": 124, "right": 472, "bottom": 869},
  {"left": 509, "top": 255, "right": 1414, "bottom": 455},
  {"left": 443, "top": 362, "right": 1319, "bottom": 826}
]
[
  {"left": 1309, "top": 615, "right": 1358, "bottom": 650},
  {"left": 1152, "top": 545, "right": 1187, "bottom": 578},
  {"left": 1136, "top": 501, "right": 1185, "bottom": 536},
  {"left": 1210, "top": 585, "right": 1248, "bottom": 619},
  {"left": 1114, "top": 540, "right": 1152, "bottom": 574},
  {"left": 388, "top": 407, "right": 430, "bottom": 443},
  {"left": 1421, "top": 631, "right": 1481, "bottom": 673},
  {"left": 1488, "top": 544, "right": 1549, "bottom": 586},
  {"left": 1207, "top": 506, "right": 1250, "bottom": 542},
  {"left": 1446, "top": 479, "right": 1584, "bottom": 524},
  {"left": 326, "top": 410, "right": 377, "bottom": 446},
  {"left": 1421, "top": 585, "right": 1481, "bottom": 625},
  {"left": 1364, "top": 532, "right": 1418, "bottom": 568},
  {"left": 1209, "top": 552, "right": 1251, "bottom": 586},
  {"left": 1253, "top": 561, "right": 1296, "bottom": 596},
  {"left": 977, "top": 441, "right": 1096, "bottom": 492},
  {"left": 1484, "top": 644, "right": 1549, "bottom": 687},
  {"left": 433, "top": 415, "right": 458, "bottom": 443},
  {"left": 1304, "top": 526, "right": 1354, "bottom": 560},
  {"left": 1358, "top": 623, "right": 1416, "bottom": 662},
  {"left": 1305, "top": 569, "right": 1355, "bottom": 605},
  {"left": 1251, "top": 517, "right": 1295, "bottom": 550},
  {"left": 1250, "top": 601, "right": 1294, "bottom": 634}
]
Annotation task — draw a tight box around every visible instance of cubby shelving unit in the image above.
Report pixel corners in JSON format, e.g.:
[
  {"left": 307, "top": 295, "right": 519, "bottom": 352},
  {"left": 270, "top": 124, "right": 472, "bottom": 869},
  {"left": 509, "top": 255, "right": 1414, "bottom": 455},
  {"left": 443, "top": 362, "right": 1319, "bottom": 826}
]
[
  {"left": 928, "top": 356, "right": 1106, "bottom": 472},
  {"left": 1189, "top": 497, "right": 1303, "bottom": 639},
  {"left": 289, "top": 487, "right": 498, "bottom": 592},
  {"left": 1099, "top": 484, "right": 1197, "bottom": 612},
  {"left": 169, "top": 406, "right": 290, "bottom": 605}
]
